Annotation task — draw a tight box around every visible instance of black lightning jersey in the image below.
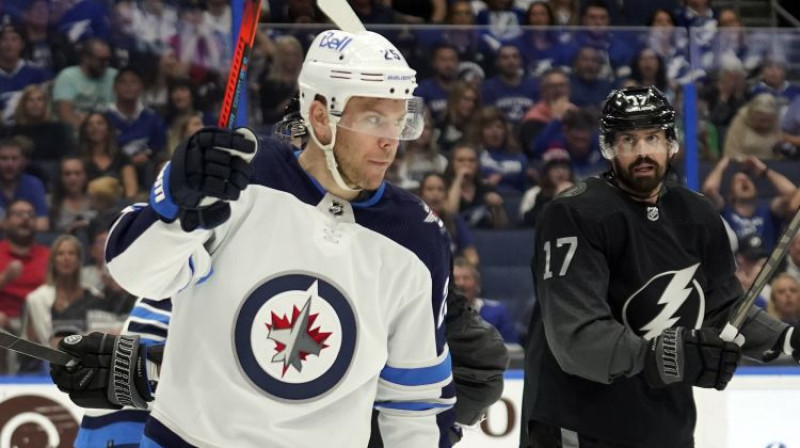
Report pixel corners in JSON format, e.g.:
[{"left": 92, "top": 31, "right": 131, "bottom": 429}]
[{"left": 521, "top": 174, "right": 743, "bottom": 448}]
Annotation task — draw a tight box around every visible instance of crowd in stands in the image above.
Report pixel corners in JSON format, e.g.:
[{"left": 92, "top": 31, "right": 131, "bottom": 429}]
[{"left": 0, "top": 0, "right": 800, "bottom": 372}]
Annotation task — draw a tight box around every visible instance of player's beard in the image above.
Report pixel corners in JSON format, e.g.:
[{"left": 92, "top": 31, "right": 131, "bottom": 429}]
[{"left": 612, "top": 155, "right": 665, "bottom": 199}]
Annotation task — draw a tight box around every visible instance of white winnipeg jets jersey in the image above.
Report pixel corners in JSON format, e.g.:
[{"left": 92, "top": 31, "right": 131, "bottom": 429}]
[{"left": 105, "top": 140, "right": 455, "bottom": 448}]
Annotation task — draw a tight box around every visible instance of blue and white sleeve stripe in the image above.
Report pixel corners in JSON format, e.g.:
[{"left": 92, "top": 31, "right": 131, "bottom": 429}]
[{"left": 379, "top": 346, "right": 453, "bottom": 390}]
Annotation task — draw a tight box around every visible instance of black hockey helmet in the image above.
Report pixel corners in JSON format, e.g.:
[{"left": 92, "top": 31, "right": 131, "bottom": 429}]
[
  {"left": 273, "top": 93, "right": 308, "bottom": 145},
  {"left": 599, "top": 86, "right": 678, "bottom": 159}
]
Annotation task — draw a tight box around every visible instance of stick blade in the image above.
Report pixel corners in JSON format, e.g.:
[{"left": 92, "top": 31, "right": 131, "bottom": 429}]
[{"left": 318, "top": 0, "right": 367, "bottom": 33}]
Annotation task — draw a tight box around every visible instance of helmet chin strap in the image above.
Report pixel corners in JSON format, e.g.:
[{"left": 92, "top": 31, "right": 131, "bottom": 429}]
[{"left": 308, "top": 117, "right": 362, "bottom": 194}]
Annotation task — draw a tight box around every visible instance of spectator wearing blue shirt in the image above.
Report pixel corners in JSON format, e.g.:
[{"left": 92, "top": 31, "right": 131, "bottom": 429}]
[
  {"left": 674, "top": 0, "right": 717, "bottom": 69},
  {"left": 416, "top": 44, "right": 459, "bottom": 130},
  {"left": 513, "top": 2, "right": 575, "bottom": 78},
  {"left": 0, "top": 22, "right": 51, "bottom": 123},
  {"left": 702, "top": 155, "right": 799, "bottom": 253},
  {"left": 418, "top": 173, "right": 479, "bottom": 266},
  {"left": 21, "top": 0, "right": 77, "bottom": 74},
  {"left": 628, "top": 48, "right": 675, "bottom": 103},
  {"left": 780, "top": 94, "right": 800, "bottom": 153},
  {"left": 481, "top": 45, "right": 538, "bottom": 128},
  {"left": 532, "top": 108, "right": 605, "bottom": 179},
  {"left": 471, "top": 106, "right": 531, "bottom": 194},
  {"left": 0, "top": 137, "right": 48, "bottom": 231},
  {"left": 55, "top": 0, "right": 111, "bottom": 44},
  {"left": 750, "top": 59, "right": 800, "bottom": 114},
  {"left": 474, "top": 0, "right": 526, "bottom": 48},
  {"left": 569, "top": 46, "right": 615, "bottom": 109},
  {"left": 105, "top": 67, "right": 165, "bottom": 187},
  {"left": 572, "top": 1, "right": 634, "bottom": 80},
  {"left": 452, "top": 256, "right": 520, "bottom": 345}
]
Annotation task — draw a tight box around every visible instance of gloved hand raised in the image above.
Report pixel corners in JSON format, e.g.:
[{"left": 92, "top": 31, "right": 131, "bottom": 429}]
[
  {"left": 151, "top": 127, "right": 257, "bottom": 232},
  {"left": 644, "top": 327, "right": 741, "bottom": 390}
]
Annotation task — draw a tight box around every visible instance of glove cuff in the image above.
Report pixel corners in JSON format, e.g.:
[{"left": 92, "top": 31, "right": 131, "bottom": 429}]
[
  {"left": 107, "top": 335, "right": 152, "bottom": 409},
  {"left": 150, "top": 163, "right": 180, "bottom": 221}
]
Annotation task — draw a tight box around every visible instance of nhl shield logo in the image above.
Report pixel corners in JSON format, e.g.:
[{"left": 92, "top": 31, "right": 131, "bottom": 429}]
[
  {"left": 647, "top": 206, "right": 659, "bottom": 221},
  {"left": 234, "top": 273, "right": 357, "bottom": 401}
]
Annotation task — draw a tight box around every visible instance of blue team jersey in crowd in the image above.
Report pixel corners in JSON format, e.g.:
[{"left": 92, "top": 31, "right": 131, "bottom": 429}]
[
  {"left": 105, "top": 139, "right": 456, "bottom": 448},
  {"left": 481, "top": 76, "right": 539, "bottom": 125},
  {"left": 106, "top": 104, "right": 167, "bottom": 157},
  {"left": 415, "top": 78, "right": 450, "bottom": 128},
  {"left": 0, "top": 61, "right": 52, "bottom": 121}
]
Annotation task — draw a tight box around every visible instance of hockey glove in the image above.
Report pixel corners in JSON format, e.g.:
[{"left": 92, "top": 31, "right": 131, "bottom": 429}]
[
  {"left": 150, "top": 127, "right": 257, "bottom": 232},
  {"left": 644, "top": 327, "right": 741, "bottom": 390},
  {"left": 49, "top": 333, "right": 160, "bottom": 410},
  {"left": 763, "top": 325, "right": 800, "bottom": 363}
]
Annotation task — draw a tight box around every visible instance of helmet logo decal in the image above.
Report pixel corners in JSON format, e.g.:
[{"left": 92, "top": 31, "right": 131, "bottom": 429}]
[
  {"left": 319, "top": 31, "right": 353, "bottom": 52},
  {"left": 383, "top": 49, "right": 403, "bottom": 61}
]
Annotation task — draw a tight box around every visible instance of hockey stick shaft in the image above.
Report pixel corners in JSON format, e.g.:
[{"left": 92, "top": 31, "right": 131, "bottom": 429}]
[
  {"left": 218, "top": 0, "right": 262, "bottom": 130},
  {"left": 0, "top": 329, "right": 76, "bottom": 367},
  {"left": 721, "top": 204, "right": 800, "bottom": 341},
  {"left": 318, "top": 0, "right": 367, "bottom": 33}
]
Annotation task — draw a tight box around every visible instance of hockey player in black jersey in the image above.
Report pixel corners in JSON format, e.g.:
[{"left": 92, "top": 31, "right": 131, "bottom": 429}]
[{"left": 521, "top": 87, "right": 800, "bottom": 448}]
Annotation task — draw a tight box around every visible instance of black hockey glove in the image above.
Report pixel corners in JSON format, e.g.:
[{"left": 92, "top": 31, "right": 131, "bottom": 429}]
[
  {"left": 763, "top": 325, "right": 800, "bottom": 363},
  {"left": 150, "top": 127, "right": 257, "bottom": 232},
  {"left": 644, "top": 327, "right": 741, "bottom": 390},
  {"left": 49, "top": 333, "right": 160, "bottom": 410}
]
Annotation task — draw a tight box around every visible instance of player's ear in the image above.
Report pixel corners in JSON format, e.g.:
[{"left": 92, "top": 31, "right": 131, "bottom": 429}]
[{"left": 309, "top": 98, "right": 332, "bottom": 146}]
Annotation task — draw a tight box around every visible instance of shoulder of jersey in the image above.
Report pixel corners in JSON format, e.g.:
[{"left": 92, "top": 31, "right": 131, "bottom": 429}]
[
  {"left": 250, "top": 137, "right": 300, "bottom": 186},
  {"left": 665, "top": 181, "right": 719, "bottom": 216},
  {"left": 550, "top": 177, "right": 623, "bottom": 217},
  {"left": 386, "top": 184, "right": 448, "bottom": 233}
]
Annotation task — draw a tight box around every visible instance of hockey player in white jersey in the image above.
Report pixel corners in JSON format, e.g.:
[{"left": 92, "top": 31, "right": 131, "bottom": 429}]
[{"left": 50, "top": 29, "right": 456, "bottom": 448}]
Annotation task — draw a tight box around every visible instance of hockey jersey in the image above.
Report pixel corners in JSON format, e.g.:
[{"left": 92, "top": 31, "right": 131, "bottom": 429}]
[
  {"left": 522, "top": 175, "right": 784, "bottom": 448},
  {"left": 105, "top": 139, "right": 455, "bottom": 448}
]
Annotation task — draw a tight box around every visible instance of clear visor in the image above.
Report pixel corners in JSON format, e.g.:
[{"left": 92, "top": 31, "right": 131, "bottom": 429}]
[
  {"left": 335, "top": 97, "right": 424, "bottom": 141},
  {"left": 606, "top": 132, "right": 672, "bottom": 158}
]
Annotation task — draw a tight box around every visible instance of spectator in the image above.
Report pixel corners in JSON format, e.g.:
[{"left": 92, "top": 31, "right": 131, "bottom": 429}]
[
  {"left": 79, "top": 112, "right": 138, "bottom": 199},
  {"left": 750, "top": 59, "right": 800, "bottom": 113},
  {"left": 55, "top": 0, "right": 111, "bottom": 43},
  {"left": 22, "top": 234, "right": 104, "bottom": 349},
  {"left": 0, "top": 200, "right": 49, "bottom": 335},
  {"left": 130, "top": 0, "right": 178, "bottom": 56},
  {"left": 481, "top": 45, "right": 538, "bottom": 128},
  {"left": 439, "top": 81, "right": 482, "bottom": 154},
  {"left": 519, "top": 147, "right": 574, "bottom": 227},
  {"left": 452, "top": 256, "right": 520, "bottom": 345},
  {"left": 572, "top": 0, "right": 634, "bottom": 80},
  {"left": 258, "top": 35, "right": 302, "bottom": 127},
  {"left": 768, "top": 273, "right": 800, "bottom": 325},
  {"left": 416, "top": 0, "right": 493, "bottom": 75},
  {"left": 167, "top": 4, "right": 223, "bottom": 86},
  {"left": 779, "top": 234, "right": 800, "bottom": 282},
  {"left": 21, "top": 0, "right": 76, "bottom": 73},
  {"left": 416, "top": 44, "right": 459, "bottom": 129},
  {"left": 393, "top": 109, "right": 447, "bottom": 190},
  {"left": 701, "top": 58, "right": 747, "bottom": 149},
  {"left": 644, "top": 8, "right": 694, "bottom": 84},
  {"left": 165, "top": 79, "right": 204, "bottom": 153},
  {"left": 203, "top": 0, "right": 233, "bottom": 65},
  {"left": 628, "top": 48, "right": 674, "bottom": 103},
  {"left": 106, "top": 67, "right": 166, "bottom": 187},
  {"left": 549, "top": 0, "right": 580, "bottom": 25},
  {"left": 445, "top": 142, "right": 508, "bottom": 229},
  {"left": 166, "top": 112, "right": 204, "bottom": 162},
  {"left": 475, "top": 0, "right": 526, "bottom": 46},
  {"left": 712, "top": 8, "right": 747, "bottom": 70},
  {"left": 781, "top": 95, "right": 800, "bottom": 156},
  {"left": 532, "top": 108, "right": 605, "bottom": 178},
  {"left": 50, "top": 157, "right": 96, "bottom": 239},
  {"left": 702, "top": 155, "right": 798, "bottom": 251},
  {"left": 519, "top": 68, "right": 576, "bottom": 148},
  {"left": 52, "top": 38, "right": 117, "bottom": 129},
  {"left": 86, "top": 175, "right": 127, "bottom": 238},
  {"left": 724, "top": 93, "right": 782, "bottom": 160},
  {"left": 0, "top": 21, "right": 51, "bottom": 123},
  {"left": 0, "top": 137, "right": 48, "bottom": 231},
  {"left": 569, "top": 46, "right": 615, "bottom": 108},
  {"left": 81, "top": 230, "right": 106, "bottom": 292},
  {"left": 418, "top": 173, "right": 478, "bottom": 266},
  {"left": 470, "top": 106, "right": 531, "bottom": 193},
  {"left": 514, "top": 2, "right": 574, "bottom": 78},
  {"left": 734, "top": 234, "right": 770, "bottom": 309},
  {"left": 10, "top": 85, "right": 77, "bottom": 164}
]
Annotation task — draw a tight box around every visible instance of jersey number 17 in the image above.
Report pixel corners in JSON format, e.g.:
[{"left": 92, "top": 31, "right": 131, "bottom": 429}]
[{"left": 542, "top": 237, "right": 577, "bottom": 279}]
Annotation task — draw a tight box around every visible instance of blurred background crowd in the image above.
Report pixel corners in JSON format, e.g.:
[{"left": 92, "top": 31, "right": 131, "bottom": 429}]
[{"left": 1, "top": 0, "right": 800, "bottom": 373}]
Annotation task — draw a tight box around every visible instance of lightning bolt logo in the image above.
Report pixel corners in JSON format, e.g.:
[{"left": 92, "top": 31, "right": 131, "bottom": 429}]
[{"left": 639, "top": 263, "right": 701, "bottom": 340}]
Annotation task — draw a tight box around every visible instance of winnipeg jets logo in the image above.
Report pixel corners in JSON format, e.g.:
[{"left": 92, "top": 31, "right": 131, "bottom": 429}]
[
  {"left": 234, "top": 274, "right": 357, "bottom": 401},
  {"left": 622, "top": 263, "right": 706, "bottom": 340},
  {"left": 266, "top": 283, "right": 332, "bottom": 377}
]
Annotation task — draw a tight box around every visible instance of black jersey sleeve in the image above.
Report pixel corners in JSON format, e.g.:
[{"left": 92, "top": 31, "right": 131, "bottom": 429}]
[{"left": 533, "top": 200, "right": 649, "bottom": 384}]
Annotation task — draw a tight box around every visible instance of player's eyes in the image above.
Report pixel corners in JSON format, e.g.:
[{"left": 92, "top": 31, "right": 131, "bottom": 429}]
[{"left": 646, "top": 135, "right": 660, "bottom": 143}]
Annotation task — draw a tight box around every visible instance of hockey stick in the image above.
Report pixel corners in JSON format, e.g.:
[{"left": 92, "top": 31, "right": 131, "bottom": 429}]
[
  {"left": 218, "top": 0, "right": 262, "bottom": 130},
  {"left": 0, "top": 329, "right": 76, "bottom": 367},
  {"left": 720, "top": 204, "right": 800, "bottom": 342},
  {"left": 318, "top": 0, "right": 367, "bottom": 33}
]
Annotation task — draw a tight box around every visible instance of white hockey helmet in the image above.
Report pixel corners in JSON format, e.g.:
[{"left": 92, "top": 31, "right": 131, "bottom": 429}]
[{"left": 298, "top": 29, "right": 423, "bottom": 192}]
